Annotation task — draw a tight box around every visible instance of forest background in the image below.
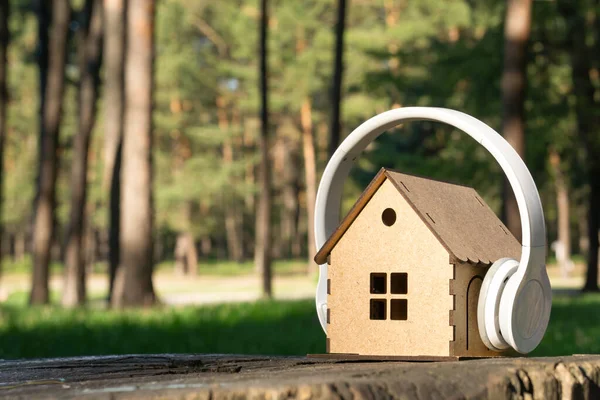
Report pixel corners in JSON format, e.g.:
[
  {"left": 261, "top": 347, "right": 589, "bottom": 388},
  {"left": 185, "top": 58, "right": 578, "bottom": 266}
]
[{"left": 0, "top": 0, "right": 599, "bottom": 359}]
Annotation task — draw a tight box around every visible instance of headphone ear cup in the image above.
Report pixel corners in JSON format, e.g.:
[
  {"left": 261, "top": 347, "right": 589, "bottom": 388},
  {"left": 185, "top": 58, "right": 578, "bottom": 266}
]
[
  {"left": 498, "top": 262, "right": 552, "bottom": 354},
  {"left": 477, "top": 258, "right": 519, "bottom": 351}
]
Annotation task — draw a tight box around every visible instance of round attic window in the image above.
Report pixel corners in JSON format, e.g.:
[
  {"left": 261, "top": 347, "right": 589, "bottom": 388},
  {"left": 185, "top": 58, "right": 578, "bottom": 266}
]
[{"left": 382, "top": 208, "right": 396, "bottom": 226}]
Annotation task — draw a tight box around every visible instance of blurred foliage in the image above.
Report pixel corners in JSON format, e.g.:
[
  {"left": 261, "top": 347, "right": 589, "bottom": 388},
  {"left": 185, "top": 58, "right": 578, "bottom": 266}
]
[{"left": 0, "top": 0, "right": 592, "bottom": 263}]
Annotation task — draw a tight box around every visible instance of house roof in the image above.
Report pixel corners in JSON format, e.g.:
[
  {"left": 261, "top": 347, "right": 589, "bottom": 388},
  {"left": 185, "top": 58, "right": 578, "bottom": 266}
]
[{"left": 314, "top": 168, "right": 521, "bottom": 265}]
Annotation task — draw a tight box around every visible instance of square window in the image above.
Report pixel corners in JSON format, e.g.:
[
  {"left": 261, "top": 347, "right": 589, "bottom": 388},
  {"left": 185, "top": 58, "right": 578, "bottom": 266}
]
[
  {"left": 391, "top": 299, "right": 408, "bottom": 320},
  {"left": 370, "top": 273, "right": 387, "bottom": 294},
  {"left": 391, "top": 273, "right": 408, "bottom": 294},
  {"left": 370, "top": 299, "right": 386, "bottom": 320}
]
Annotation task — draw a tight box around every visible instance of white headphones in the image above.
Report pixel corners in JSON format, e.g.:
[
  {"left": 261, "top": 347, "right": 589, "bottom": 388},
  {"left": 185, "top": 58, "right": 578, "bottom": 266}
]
[{"left": 314, "top": 107, "right": 551, "bottom": 354}]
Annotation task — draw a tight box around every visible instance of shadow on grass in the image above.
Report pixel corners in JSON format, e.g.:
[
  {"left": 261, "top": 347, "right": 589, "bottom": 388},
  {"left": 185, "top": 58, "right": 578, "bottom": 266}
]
[
  {"left": 0, "top": 299, "right": 325, "bottom": 360},
  {"left": 0, "top": 294, "right": 599, "bottom": 360}
]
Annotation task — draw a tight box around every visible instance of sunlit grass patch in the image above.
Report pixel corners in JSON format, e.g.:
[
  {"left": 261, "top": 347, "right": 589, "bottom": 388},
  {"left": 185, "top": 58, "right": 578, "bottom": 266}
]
[
  {"left": 0, "top": 293, "right": 598, "bottom": 360},
  {"left": 0, "top": 299, "right": 324, "bottom": 359},
  {"left": 532, "top": 292, "right": 600, "bottom": 356}
]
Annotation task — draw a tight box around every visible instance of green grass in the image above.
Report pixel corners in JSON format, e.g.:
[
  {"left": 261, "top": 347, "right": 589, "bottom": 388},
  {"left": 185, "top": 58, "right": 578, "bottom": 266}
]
[
  {"left": 531, "top": 292, "right": 600, "bottom": 356},
  {"left": 0, "top": 293, "right": 598, "bottom": 360},
  {"left": 3, "top": 290, "right": 108, "bottom": 307},
  {"left": 0, "top": 299, "right": 325, "bottom": 359}
]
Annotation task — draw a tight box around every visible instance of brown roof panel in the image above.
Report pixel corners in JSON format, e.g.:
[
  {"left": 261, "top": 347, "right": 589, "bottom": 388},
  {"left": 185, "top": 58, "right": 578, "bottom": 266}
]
[
  {"left": 314, "top": 168, "right": 521, "bottom": 265},
  {"left": 384, "top": 170, "right": 521, "bottom": 264}
]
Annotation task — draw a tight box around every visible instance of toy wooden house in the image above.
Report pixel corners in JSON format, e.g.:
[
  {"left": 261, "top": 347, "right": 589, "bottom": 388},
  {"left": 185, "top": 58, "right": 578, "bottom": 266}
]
[{"left": 314, "top": 168, "right": 520, "bottom": 358}]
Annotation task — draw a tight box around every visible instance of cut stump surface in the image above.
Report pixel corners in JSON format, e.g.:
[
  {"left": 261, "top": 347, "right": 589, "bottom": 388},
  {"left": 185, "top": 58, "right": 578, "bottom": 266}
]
[{"left": 1, "top": 354, "right": 599, "bottom": 399}]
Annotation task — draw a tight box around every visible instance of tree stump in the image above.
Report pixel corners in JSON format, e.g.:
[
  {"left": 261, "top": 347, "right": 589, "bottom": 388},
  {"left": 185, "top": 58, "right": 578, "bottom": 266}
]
[{"left": 0, "top": 354, "right": 599, "bottom": 399}]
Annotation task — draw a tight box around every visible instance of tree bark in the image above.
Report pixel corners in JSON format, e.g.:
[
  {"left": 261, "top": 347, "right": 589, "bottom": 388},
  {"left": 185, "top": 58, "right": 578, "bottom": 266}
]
[
  {"left": 578, "top": 202, "right": 589, "bottom": 255},
  {"left": 383, "top": 0, "right": 401, "bottom": 75},
  {"left": 30, "top": 0, "right": 70, "bottom": 305},
  {"left": 301, "top": 98, "right": 317, "bottom": 272},
  {"left": 0, "top": 0, "right": 8, "bottom": 283},
  {"left": 111, "top": 0, "right": 156, "bottom": 307},
  {"left": 62, "top": 0, "right": 103, "bottom": 308},
  {"left": 174, "top": 233, "right": 186, "bottom": 275},
  {"left": 585, "top": 181, "right": 600, "bottom": 291},
  {"left": 255, "top": 0, "right": 272, "bottom": 298},
  {"left": 558, "top": 0, "right": 600, "bottom": 291},
  {"left": 15, "top": 231, "right": 25, "bottom": 261},
  {"left": 280, "top": 139, "right": 300, "bottom": 259},
  {"left": 243, "top": 121, "right": 255, "bottom": 213},
  {"left": 174, "top": 232, "right": 197, "bottom": 276},
  {"left": 328, "top": 0, "right": 346, "bottom": 159},
  {"left": 85, "top": 225, "right": 97, "bottom": 274},
  {"left": 549, "top": 150, "right": 573, "bottom": 278},
  {"left": 217, "top": 96, "right": 244, "bottom": 263},
  {"left": 103, "top": 0, "right": 126, "bottom": 302},
  {"left": 500, "top": 0, "right": 532, "bottom": 242}
]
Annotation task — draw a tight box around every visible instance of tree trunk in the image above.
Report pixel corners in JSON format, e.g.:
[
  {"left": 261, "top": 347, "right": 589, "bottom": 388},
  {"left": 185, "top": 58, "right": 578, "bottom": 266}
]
[
  {"left": 301, "top": 98, "right": 317, "bottom": 272},
  {"left": 174, "top": 233, "right": 186, "bottom": 275},
  {"left": 243, "top": 122, "right": 255, "bottom": 213},
  {"left": 558, "top": 0, "right": 600, "bottom": 291},
  {"left": 62, "top": 0, "right": 103, "bottom": 308},
  {"left": 111, "top": 0, "right": 156, "bottom": 308},
  {"left": 280, "top": 143, "right": 300, "bottom": 259},
  {"left": 15, "top": 231, "right": 25, "bottom": 261},
  {"left": 231, "top": 111, "right": 246, "bottom": 262},
  {"left": 584, "top": 181, "right": 600, "bottom": 291},
  {"left": 174, "top": 202, "right": 197, "bottom": 276},
  {"left": 243, "top": 120, "right": 255, "bottom": 262},
  {"left": 255, "top": 0, "right": 272, "bottom": 298},
  {"left": 103, "top": 0, "right": 126, "bottom": 302},
  {"left": 0, "top": 232, "right": 9, "bottom": 265},
  {"left": 383, "top": 0, "right": 400, "bottom": 75},
  {"left": 85, "top": 225, "right": 97, "bottom": 274},
  {"left": 328, "top": 0, "right": 346, "bottom": 159},
  {"left": 0, "top": 0, "right": 8, "bottom": 283},
  {"left": 200, "top": 236, "right": 211, "bottom": 257},
  {"left": 174, "top": 232, "right": 197, "bottom": 276},
  {"left": 217, "top": 96, "right": 244, "bottom": 263},
  {"left": 549, "top": 150, "right": 573, "bottom": 278},
  {"left": 578, "top": 203, "right": 589, "bottom": 255},
  {"left": 500, "top": 0, "right": 532, "bottom": 242},
  {"left": 30, "top": 0, "right": 70, "bottom": 305}
]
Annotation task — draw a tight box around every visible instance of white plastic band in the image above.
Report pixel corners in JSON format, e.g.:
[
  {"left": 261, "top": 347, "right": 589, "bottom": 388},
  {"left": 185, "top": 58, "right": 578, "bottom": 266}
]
[{"left": 314, "top": 107, "right": 547, "bottom": 333}]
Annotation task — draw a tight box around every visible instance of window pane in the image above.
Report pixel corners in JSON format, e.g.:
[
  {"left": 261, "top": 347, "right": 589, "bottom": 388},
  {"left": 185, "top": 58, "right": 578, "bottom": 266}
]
[
  {"left": 370, "top": 273, "right": 387, "bottom": 294},
  {"left": 391, "top": 273, "right": 408, "bottom": 294},
  {"left": 391, "top": 299, "right": 408, "bottom": 320},
  {"left": 370, "top": 299, "right": 386, "bottom": 320}
]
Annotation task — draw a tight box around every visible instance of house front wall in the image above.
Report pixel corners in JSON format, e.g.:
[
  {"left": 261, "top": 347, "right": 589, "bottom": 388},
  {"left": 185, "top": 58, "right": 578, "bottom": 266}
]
[{"left": 328, "top": 179, "right": 454, "bottom": 357}]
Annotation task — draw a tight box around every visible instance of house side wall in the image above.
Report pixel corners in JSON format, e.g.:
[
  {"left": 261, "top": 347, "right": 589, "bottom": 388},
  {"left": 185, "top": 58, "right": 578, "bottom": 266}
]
[
  {"left": 328, "top": 179, "right": 453, "bottom": 357},
  {"left": 449, "top": 261, "right": 513, "bottom": 357}
]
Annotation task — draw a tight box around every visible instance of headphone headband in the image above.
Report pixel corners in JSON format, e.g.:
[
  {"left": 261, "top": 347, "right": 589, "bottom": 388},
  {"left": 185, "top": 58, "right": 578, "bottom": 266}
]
[{"left": 314, "top": 107, "right": 547, "bottom": 333}]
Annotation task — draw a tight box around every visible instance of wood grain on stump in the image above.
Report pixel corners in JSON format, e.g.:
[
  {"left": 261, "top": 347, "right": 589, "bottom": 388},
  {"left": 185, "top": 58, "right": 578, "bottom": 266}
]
[{"left": 1, "top": 354, "right": 599, "bottom": 399}]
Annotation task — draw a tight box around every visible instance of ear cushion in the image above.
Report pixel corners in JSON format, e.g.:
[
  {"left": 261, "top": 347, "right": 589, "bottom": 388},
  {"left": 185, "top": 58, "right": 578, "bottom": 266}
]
[
  {"left": 477, "top": 258, "right": 519, "bottom": 351},
  {"left": 498, "top": 264, "right": 552, "bottom": 354}
]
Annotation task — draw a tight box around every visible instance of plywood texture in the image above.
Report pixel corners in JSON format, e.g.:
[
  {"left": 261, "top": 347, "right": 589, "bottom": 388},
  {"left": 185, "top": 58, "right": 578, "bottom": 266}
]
[
  {"left": 449, "top": 261, "right": 513, "bottom": 358},
  {"left": 328, "top": 179, "right": 454, "bottom": 356},
  {"left": 314, "top": 169, "right": 387, "bottom": 265},
  {"left": 315, "top": 168, "right": 522, "bottom": 266},
  {"left": 2, "top": 354, "right": 600, "bottom": 399}
]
